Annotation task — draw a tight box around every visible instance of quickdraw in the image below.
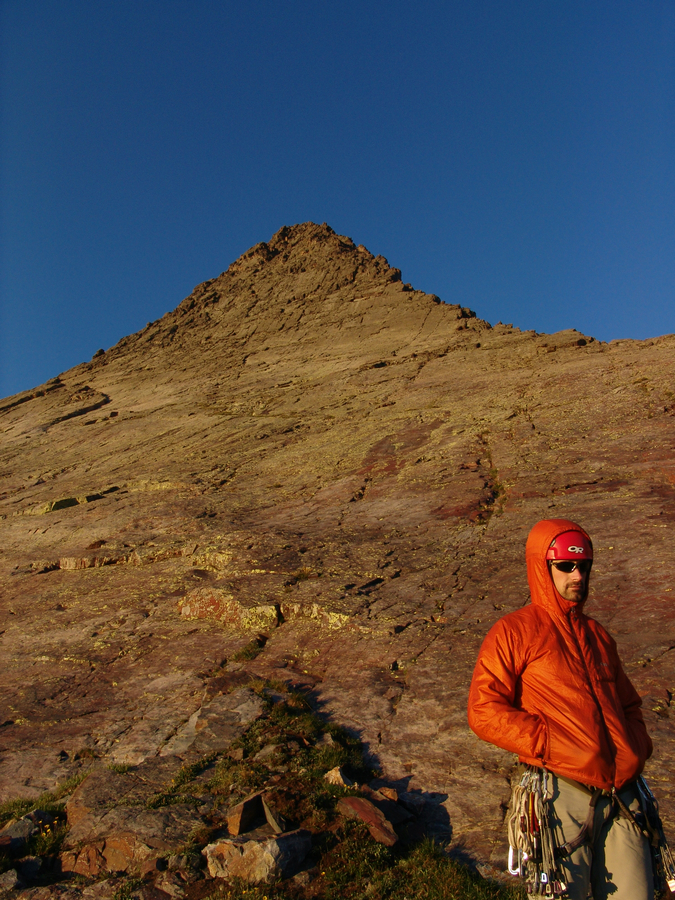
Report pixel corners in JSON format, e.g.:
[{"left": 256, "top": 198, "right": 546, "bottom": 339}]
[
  {"left": 506, "top": 766, "right": 568, "bottom": 896},
  {"left": 635, "top": 776, "right": 675, "bottom": 894}
]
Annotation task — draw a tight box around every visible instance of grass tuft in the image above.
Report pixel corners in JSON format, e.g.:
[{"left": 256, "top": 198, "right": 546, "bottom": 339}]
[
  {"left": 202, "top": 830, "right": 525, "bottom": 898},
  {"left": 234, "top": 636, "right": 267, "bottom": 661},
  {"left": 113, "top": 877, "right": 144, "bottom": 900},
  {"left": 0, "top": 772, "right": 88, "bottom": 829}
]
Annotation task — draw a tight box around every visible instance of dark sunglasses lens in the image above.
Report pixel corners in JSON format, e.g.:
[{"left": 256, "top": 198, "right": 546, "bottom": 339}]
[{"left": 553, "top": 560, "right": 592, "bottom": 573}]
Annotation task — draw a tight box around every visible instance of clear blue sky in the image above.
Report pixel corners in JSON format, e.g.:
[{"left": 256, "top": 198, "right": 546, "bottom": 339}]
[{"left": 1, "top": 0, "right": 674, "bottom": 399}]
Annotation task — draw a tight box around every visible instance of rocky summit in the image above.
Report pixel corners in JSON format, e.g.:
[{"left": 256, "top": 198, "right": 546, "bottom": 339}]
[{"left": 2, "top": 222, "right": 675, "bottom": 875}]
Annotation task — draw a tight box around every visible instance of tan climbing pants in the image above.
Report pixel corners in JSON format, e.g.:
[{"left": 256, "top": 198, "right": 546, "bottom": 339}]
[{"left": 550, "top": 775, "right": 653, "bottom": 900}]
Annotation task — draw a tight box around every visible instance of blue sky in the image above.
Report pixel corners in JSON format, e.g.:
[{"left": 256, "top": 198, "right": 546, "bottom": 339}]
[{"left": 1, "top": 0, "right": 674, "bottom": 398}]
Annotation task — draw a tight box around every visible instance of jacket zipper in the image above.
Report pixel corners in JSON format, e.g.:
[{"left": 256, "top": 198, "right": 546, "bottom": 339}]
[{"left": 567, "top": 608, "right": 615, "bottom": 783}]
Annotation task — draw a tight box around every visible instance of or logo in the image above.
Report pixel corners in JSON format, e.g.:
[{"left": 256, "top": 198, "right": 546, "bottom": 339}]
[{"left": 567, "top": 545, "right": 584, "bottom": 554}]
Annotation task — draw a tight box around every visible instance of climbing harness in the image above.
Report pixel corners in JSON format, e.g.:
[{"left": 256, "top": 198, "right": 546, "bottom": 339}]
[
  {"left": 506, "top": 766, "right": 568, "bottom": 896},
  {"left": 506, "top": 766, "right": 675, "bottom": 896},
  {"left": 555, "top": 775, "right": 675, "bottom": 895}
]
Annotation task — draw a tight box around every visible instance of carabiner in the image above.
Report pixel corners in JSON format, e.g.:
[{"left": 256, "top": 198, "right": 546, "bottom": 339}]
[{"left": 508, "top": 845, "right": 521, "bottom": 876}]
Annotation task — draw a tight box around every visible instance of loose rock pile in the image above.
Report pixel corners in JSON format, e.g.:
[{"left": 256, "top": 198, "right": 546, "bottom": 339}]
[{"left": 0, "top": 682, "right": 454, "bottom": 898}]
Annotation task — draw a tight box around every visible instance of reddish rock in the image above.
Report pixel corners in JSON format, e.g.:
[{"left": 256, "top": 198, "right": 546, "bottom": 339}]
[
  {"left": 337, "top": 796, "right": 399, "bottom": 847},
  {"left": 140, "top": 855, "right": 167, "bottom": 878},
  {"left": 179, "top": 588, "right": 279, "bottom": 631},
  {"left": 102, "top": 832, "right": 153, "bottom": 873},
  {"left": 59, "top": 843, "right": 106, "bottom": 877},
  {"left": 262, "top": 792, "right": 288, "bottom": 834},
  {"left": 61, "top": 758, "right": 212, "bottom": 877},
  {"left": 226, "top": 792, "right": 266, "bottom": 836},
  {"left": 359, "top": 784, "right": 413, "bottom": 826}
]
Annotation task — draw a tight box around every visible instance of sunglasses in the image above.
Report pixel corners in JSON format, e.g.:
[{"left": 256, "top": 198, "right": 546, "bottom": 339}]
[{"left": 549, "top": 560, "right": 592, "bottom": 574}]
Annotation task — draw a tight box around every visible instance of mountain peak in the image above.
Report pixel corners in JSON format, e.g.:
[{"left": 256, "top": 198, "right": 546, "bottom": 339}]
[{"left": 98, "top": 223, "right": 489, "bottom": 380}]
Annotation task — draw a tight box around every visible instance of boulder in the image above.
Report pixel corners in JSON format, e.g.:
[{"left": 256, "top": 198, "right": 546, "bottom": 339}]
[
  {"left": 0, "top": 815, "right": 36, "bottom": 854},
  {"left": 0, "top": 869, "right": 22, "bottom": 893},
  {"left": 337, "top": 796, "right": 398, "bottom": 847},
  {"left": 261, "top": 792, "right": 288, "bottom": 834},
  {"left": 226, "top": 791, "right": 266, "bottom": 836},
  {"left": 179, "top": 588, "right": 279, "bottom": 631},
  {"left": 62, "top": 805, "right": 206, "bottom": 875},
  {"left": 360, "top": 784, "right": 414, "bottom": 825},
  {"left": 59, "top": 843, "right": 107, "bottom": 878},
  {"left": 226, "top": 789, "right": 289, "bottom": 836},
  {"left": 324, "top": 765, "right": 353, "bottom": 786},
  {"left": 203, "top": 829, "right": 312, "bottom": 883}
]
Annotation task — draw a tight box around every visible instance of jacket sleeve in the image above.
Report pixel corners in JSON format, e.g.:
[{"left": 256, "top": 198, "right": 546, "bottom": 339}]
[
  {"left": 615, "top": 656, "right": 653, "bottom": 766},
  {"left": 468, "top": 618, "right": 547, "bottom": 761}
]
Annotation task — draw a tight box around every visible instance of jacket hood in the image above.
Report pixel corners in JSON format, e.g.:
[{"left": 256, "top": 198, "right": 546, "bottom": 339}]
[{"left": 526, "top": 518, "right": 593, "bottom": 618}]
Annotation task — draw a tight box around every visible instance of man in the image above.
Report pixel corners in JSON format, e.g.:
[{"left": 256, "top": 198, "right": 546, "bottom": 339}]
[{"left": 468, "top": 518, "right": 654, "bottom": 900}]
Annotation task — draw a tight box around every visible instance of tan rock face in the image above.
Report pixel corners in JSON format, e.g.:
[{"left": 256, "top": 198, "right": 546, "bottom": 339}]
[
  {"left": 1, "top": 222, "right": 675, "bottom": 867},
  {"left": 203, "top": 829, "right": 313, "bottom": 883}
]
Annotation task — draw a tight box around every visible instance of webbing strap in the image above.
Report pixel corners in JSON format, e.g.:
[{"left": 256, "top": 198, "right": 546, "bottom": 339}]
[
  {"left": 559, "top": 782, "right": 643, "bottom": 857},
  {"left": 560, "top": 788, "right": 604, "bottom": 856}
]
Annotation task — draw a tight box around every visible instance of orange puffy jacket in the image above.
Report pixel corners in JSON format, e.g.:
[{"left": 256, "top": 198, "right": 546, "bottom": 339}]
[{"left": 468, "top": 518, "right": 652, "bottom": 790}]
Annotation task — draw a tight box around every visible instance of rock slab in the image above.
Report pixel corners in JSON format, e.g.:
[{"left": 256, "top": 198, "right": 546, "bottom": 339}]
[{"left": 337, "top": 796, "right": 399, "bottom": 846}]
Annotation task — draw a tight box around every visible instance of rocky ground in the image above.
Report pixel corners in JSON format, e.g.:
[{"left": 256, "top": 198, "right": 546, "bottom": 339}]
[{"left": 1, "top": 223, "right": 675, "bottom": 893}]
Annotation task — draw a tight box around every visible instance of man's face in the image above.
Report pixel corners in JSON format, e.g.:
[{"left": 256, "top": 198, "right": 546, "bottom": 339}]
[{"left": 549, "top": 560, "right": 590, "bottom": 603}]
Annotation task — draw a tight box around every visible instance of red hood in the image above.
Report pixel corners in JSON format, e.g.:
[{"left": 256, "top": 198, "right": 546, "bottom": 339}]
[{"left": 526, "top": 518, "right": 592, "bottom": 618}]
